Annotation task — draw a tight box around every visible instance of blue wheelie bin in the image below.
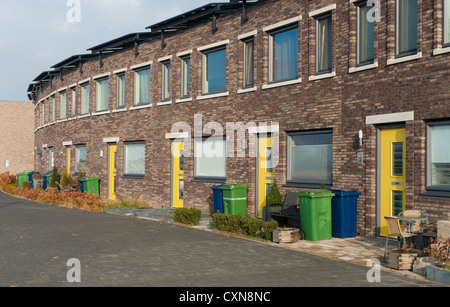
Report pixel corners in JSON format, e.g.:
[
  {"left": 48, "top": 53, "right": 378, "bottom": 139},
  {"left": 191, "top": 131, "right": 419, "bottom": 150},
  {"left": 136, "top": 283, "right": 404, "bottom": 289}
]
[
  {"left": 330, "top": 189, "right": 361, "bottom": 238},
  {"left": 211, "top": 184, "right": 224, "bottom": 214}
]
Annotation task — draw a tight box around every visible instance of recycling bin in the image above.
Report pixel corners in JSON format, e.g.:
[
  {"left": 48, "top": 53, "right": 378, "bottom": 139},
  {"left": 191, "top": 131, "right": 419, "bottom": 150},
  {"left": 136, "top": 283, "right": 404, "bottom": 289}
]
[
  {"left": 211, "top": 184, "right": 224, "bottom": 214},
  {"left": 83, "top": 177, "right": 100, "bottom": 195},
  {"left": 331, "top": 189, "right": 361, "bottom": 238},
  {"left": 17, "top": 171, "right": 33, "bottom": 188},
  {"left": 298, "top": 189, "right": 335, "bottom": 241},
  {"left": 43, "top": 172, "right": 60, "bottom": 190},
  {"left": 220, "top": 184, "right": 248, "bottom": 215},
  {"left": 78, "top": 177, "right": 87, "bottom": 193},
  {"left": 28, "top": 172, "right": 39, "bottom": 182}
]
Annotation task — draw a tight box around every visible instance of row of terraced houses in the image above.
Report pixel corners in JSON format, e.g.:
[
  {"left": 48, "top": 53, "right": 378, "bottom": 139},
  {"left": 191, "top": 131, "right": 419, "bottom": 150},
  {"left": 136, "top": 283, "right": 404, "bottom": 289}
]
[{"left": 27, "top": 0, "right": 450, "bottom": 237}]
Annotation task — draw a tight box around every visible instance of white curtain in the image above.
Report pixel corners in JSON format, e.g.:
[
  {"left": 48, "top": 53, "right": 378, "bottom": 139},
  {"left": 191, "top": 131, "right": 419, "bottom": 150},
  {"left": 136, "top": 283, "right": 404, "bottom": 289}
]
[
  {"left": 195, "top": 138, "right": 226, "bottom": 178},
  {"left": 274, "top": 27, "right": 298, "bottom": 81},
  {"left": 317, "top": 16, "right": 332, "bottom": 72}
]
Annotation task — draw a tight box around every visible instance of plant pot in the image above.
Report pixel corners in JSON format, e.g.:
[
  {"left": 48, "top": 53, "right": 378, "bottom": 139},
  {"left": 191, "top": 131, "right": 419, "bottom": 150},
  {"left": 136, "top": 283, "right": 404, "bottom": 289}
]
[
  {"left": 273, "top": 228, "right": 300, "bottom": 243},
  {"left": 32, "top": 178, "right": 44, "bottom": 190},
  {"left": 387, "top": 249, "right": 419, "bottom": 270},
  {"left": 426, "top": 264, "right": 450, "bottom": 285}
]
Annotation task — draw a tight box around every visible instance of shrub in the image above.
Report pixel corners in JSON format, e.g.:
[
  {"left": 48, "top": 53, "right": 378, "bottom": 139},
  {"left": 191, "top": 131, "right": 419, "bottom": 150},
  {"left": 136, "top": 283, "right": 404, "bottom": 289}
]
[
  {"left": 0, "top": 172, "right": 17, "bottom": 185},
  {"left": 267, "top": 179, "right": 283, "bottom": 206},
  {"left": 425, "top": 236, "right": 450, "bottom": 269},
  {"left": 172, "top": 207, "right": 202, "bottom": 225},
  {"left": 1, "top": 183, "right": 16, "bottom": 194},
  {"left": 22, "top": 181, "right": 32, "bottom": 189},
  {"left": 61, "top": 169, "right": 71, "bottom": 186},
  {"left": 210, "top": 213, "right": 278, "bottom": 241}
]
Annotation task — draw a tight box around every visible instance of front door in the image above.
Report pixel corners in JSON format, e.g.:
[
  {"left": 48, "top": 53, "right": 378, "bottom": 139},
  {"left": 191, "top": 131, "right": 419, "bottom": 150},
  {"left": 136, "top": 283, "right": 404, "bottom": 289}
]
[
  {"left": 256, "top": 135, "right": 274, "bottom": 219},
  {"left": 379, "top": 127, "right": 406, "bottom": 237},
  {"left": 108, "top": 144, "right": 117, "bottom": 200},
  {"left": 172, "top": 140, "right": 184, "bottom": 209}
]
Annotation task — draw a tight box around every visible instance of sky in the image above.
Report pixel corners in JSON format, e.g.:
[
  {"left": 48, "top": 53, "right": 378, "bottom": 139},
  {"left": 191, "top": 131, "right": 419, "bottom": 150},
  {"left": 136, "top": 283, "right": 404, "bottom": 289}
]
[{"left": 0, "top": 0, "right": 220, "bottom": 101}]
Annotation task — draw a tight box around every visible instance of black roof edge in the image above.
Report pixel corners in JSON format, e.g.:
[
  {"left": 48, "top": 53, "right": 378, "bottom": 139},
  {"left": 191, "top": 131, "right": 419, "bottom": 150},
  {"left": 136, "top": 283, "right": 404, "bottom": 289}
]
[
  {"left": 51, "top": 54, "right": 98, "bottom": 69},
  {"left": 87, "top": 32, "right": 158, "bottom": 54}
]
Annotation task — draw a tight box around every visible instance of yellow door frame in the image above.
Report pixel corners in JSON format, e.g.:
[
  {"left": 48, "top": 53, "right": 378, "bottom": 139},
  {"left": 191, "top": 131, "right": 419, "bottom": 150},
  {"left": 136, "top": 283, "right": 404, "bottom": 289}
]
[
  {"left": 108, "top": 144, "right": 117, "bottom": 200},
  {"left": 379, "top": 127, "right": 406, "bottom": 237},
  {"left": 256, "top": 135, "right": 274, "bottom": 219},
  {"left": 172, "top": 140, "right": 184, "bottom": 209}
]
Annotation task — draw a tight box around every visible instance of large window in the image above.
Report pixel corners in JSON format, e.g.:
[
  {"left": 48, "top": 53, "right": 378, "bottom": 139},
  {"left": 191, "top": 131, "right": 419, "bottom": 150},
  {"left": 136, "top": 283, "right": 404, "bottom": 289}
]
[
  {"left": 194, "top": 137, "right": 226, "bottom": 180},
  {"left": 124, "top": 142, "right": 146, "bottom": 176},
  {"left": 117, "top": 73, "right": 125, "bottom": 109},
  {"left": 316, "top": 13, "right": 333, "bottom": 74},
  {"left": 81, "top": 83, "right": 89, "bottom": 115},
  {"left": 444, "top": 0, "right": 450, "bottom": 46},
  {"left": 357, "top": 1, "right": 375, "bottom": 65},
  {"left": 269, "top": 25, "right": 298, "bottom": 82},
  {"left": 427, "top": 121, "right": 450, "bottom": 192},
  {"left": 75, "top": 145, "right": 87, "bottom": 173},
  {"left": 287, "top": 130, "right": 333, "bottom": 185},
  {"left": 60, "top": 91, "right": 66, "bottom": 119},
  {"left": 95, "top": 78, "right": 109, "bottom": 112},
  {"left": 202, "top": 47, "right": 227, "bottom": 95},
  {"left": 180, "top": 56, "right": 190, "bottom": 98},
  {"left": 134, "top": 67, "right": 151, "bottom": 106},
  {"left": 396, "top": 0, "right": 417, "bottom": 56}
]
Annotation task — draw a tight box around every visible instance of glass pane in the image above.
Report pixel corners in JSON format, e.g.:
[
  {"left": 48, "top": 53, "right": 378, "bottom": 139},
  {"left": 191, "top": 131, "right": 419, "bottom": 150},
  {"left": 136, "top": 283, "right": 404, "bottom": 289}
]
[
  {"left": 195, "top": 138, "right": 226, "bottom": 178},
  {"left": 117, "top": 74, "right": 125, "bottom": 108},
  {"left": 75, "top": 146, "right": 86, "bottom": 173},
  {"left": 244, "top": 39, "right": 254, "bottom": 87},
  {"left": 358, "top": 4, "right": 374, "bottom": 63},
  {"left": 125, "top": 143, "right": 145, "bottom": 175},
  {"left": 163, "top": 63, "right": 170, "bottom": 100},
  {"left": 392, "top": 142, "right": 404, "bottom": 176},
  {"left": 60, "top": 92, "right": 66, "bottom": 119},
  {"left": 397, "top": 0, "right": 417, "bottom": 54},
  {"left": 431, "top": 125, "right": 450, "bottom": 186},
  {"left": 266, "top": 147, "right": 273, "bottom": 173},
  {"left": 273, "top": 27, "right": 298, "bottom": 82},
  {"left": 392, "top": 190, "right": 404, "bottom": 216},
  {"left": 205, "top": 49, "right": 226, "bottom": 94},
  {"left": 181, "top": 58, "right": 190, "bottom": 97},
  {"left": 81, "top": 85, "right": 89, "bottom": 114},
  {"left": 96, "top": 79, "right": 109, "bottom": 111},
  {"left": 179, "top": 179, "right": 184, "bottom": 200},
  {"left": 137, "top": 68, "right": 150, "bottom": 105},
  {"left": 179, "top": 150, "right": 184, "bottom": 171},
  {"left": 317, "top": 15, "right": 332, "bottom": 73}
]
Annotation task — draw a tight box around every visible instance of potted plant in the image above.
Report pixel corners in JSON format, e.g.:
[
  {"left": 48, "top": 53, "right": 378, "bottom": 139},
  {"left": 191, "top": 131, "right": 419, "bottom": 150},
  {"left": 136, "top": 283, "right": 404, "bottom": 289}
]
[
  {"left": 424, "top": 236, "right": 450, "bottom": 285},
  {"left": 49, "top": 166, "right": 61, "bottom": 190},
  {"left": 61, "top": 169, "right": 71, "bottom": 191},
  {"left": 264, "top": 179, "right": 283, "bottom": 221},
  {"left": 387, "top": 244, "right": 420, "bottom": 270}
]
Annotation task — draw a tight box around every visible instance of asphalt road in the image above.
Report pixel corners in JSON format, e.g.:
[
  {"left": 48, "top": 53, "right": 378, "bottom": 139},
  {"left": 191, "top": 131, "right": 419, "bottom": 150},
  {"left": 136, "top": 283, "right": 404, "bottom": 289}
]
[{"left": 0, "top": 191, "right": 440, "bottom": 289}]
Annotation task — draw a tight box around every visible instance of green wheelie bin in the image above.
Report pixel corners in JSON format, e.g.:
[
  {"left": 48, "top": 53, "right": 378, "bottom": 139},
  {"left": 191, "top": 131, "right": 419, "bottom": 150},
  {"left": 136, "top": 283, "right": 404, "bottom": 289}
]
[
  {"left": 220, "top": 184, "right": 248, "bottom": 215},
  {"left": 84, "top": 177, "right": 101, "bottom": 195},
  {"left": 17, "top": 171, "right": 33, "bottom": 188},
  {"left": 298, "top": 189, "right": 335, "bottom": 241}
]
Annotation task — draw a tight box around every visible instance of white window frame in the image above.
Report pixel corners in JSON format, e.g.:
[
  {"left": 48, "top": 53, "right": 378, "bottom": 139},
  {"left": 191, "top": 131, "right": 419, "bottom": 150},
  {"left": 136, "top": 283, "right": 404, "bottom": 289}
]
[
  {"left": 180, "top": 55, "right": 190, "bottom": 99},
  {"left": 133, "top": 65, "right": 151, "bottom": 106},
  {"left": 123, "top": 141, "right": 146, "bottom": 177},
  {"left": 95, "top": 77, "right": 109, "bottom": 112},
  {"left": 116, "top": 73, "right": 126, "bottom": 109},
  {"left": 161, "top": 60, "right": 171, "bottom": 102},
  {"left": 59, "top": 90, "right": 67, "bottom": 120},
  {"left": 80, "top": 82, "right": 90, "bottom": 115}
]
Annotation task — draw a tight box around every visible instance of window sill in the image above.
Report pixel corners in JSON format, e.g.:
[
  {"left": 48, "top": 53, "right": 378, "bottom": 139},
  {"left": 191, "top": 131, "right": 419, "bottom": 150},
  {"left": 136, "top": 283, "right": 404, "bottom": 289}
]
[
  {"left": 157, "top": 101, "right": 172, "bottom": 106},
  {"left": 433, "top": 46, "right": 450, "bottom": 56},
  {"left": 308, "top": 71, "right": 336, "bottom": 81},
  {"left": 129, "top": 104, "right": 152, "bottom": 111},
  {"left": 237, "top": 86, "right": 257, "bottom": 94},
  {"left": 191, "top": 178, "right": 226, "bottom": 183},
  {"left": 420, "top": 190, "right": 450, "bottom": 198},
  {"left": 112, "top": 108, "right": 127, "bottom": 113},
  {"left": 386, "top": 52, "right": 422, "bottom": 66},
  {"left": 92, "top": 110, "right": 111, "bottom": 116},
  {"left": 262, "top": 78, "right": 301, "bottom": 90},
  {"left": 349, "top": 62, "right": 378, "bottom": 74},
  {"left": 282, "top": 182, "right": 332, "bottom": 189},
  {"left": 175, "top": 97, "right": 192, "bottom": 104},
  {"left": 78, "top": 114, "right": 90, "bottom": 119},
  {"left": 196, "top": 91, "right": 229, "bottom": 101},
  {"left": 121, "top": 175, "right": 145, "bottom": 179}
]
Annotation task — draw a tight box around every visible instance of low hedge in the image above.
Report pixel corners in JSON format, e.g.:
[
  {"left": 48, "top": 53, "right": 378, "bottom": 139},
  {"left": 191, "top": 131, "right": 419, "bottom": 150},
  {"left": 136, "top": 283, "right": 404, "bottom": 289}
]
[
  {"left": 172, "top": 207, "right": 202, "bottom": 225},
  {"left": 210, "top": 213, "right": 278, "bottom": 241}
]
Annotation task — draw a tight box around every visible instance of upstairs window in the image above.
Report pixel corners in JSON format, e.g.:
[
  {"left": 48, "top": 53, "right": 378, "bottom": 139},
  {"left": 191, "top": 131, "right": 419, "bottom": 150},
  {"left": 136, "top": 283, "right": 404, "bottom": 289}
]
[
  {"left": 116, "top": 73, "right": 126, "bottom": 109},
  {"left": 60, "top": 91, "right": 67, "bottom": 119},
  {"left": 81, "top": 83, "right": 90, "bottom": 115},
  {"left": 316, "top": 13, "right": 333, "bottom": 74},
  {"left": 243, "top": 37, "right": 255, "bottom": 87},
  {"left": 396, "top": 0, "right": 417, "bottom": 56},
  {"left": 180, "top": 56, "right": 190, "bottom": 98},
  {"left": 268, "top": 25, "right": 298, "bottom": 83},
  {"left": 357, "top": 1, "right": 375, "bottom": 65},
  {"left": 202, "top": 47, "right": 227, "bottom": 95},
  {"left": 95, "top": 77, "right": 109, "bottom": 112},
  {"left": 134, "top": 67, "right": 151, "bottom": 106},
  {"left": 161, "top": 61, "right": 171, "bottom": 101}
]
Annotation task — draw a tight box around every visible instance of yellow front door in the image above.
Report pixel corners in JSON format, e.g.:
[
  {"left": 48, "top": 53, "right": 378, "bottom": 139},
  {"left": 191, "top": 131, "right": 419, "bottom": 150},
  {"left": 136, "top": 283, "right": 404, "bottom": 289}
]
[
  {"left": 379, "top": 127, "right": 406, "bottom": 237},
  {"left": 66, "top": 146, "right": 71, "bottom": 173},
  {"left": 257, "top": 135, "right": 274, "bottom": 219},
  {"left": 108, "top": 144, "right": 117, "bottom": 200},
  {"left": 172, "top": 140, "right": 184, "bottom": 208}
]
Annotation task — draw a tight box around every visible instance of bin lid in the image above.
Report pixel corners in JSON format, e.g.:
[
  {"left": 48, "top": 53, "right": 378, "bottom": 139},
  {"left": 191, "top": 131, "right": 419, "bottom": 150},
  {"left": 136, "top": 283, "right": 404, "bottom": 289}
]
[
  {"left": 298, "top": 189, "right": 335, "bottom": 198},
  {"left": 330, "top": 189, "right": 361, "bottom": 197},
  {"left": 78, "top": 177, "right": 88, "bottom": 181},
  {"left": 87, "top": 177, "right": 100, "bottom": 181},
  {"left": 211, "top": 184, "right": 223, "bottom": 190},
  {"left": 220, "top": 184, "right": 248, "bottom": 190}
]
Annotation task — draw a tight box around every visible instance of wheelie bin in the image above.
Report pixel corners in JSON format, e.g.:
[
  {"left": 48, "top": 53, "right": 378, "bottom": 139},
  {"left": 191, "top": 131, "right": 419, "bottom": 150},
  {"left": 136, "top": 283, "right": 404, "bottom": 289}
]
[
  {"left": 211, "top": 184, "right": 224, "bottom": 214},
  {"left": 17, "top": 171, "right": 33, "bottom": 188},
  {"left": 220, "top": 184, "right": 248, "bottom": 215},
  {"left": 330, "top": 189, "right": 361, "bottom": 238}
]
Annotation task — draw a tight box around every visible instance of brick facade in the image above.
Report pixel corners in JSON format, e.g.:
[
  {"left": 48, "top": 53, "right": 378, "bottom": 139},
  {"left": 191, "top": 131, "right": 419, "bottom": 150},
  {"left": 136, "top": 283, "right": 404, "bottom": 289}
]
[
  {"left": 0, "top": 101, "right": 34, "bottom": 174},
  {"left": 30, "top": 0, "right": 449, "bottom": 237}
]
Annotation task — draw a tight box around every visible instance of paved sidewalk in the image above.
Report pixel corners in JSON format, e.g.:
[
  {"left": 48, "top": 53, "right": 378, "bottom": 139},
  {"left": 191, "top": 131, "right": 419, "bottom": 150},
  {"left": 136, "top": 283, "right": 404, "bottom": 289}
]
[{"left": 103, "top": 207, "right": 437, "bottom": 284}]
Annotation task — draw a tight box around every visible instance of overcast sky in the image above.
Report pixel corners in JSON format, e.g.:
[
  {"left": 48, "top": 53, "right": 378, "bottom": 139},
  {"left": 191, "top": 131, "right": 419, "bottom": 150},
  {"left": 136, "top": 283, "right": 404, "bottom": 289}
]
[{"left": 0, "top": 0, "right": 219, "bottom": 101}]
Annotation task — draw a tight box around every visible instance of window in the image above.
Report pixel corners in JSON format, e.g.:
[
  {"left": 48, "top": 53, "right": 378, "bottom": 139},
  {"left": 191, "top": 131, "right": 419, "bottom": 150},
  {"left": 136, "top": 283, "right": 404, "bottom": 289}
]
[
  {"left": 124, "top": 142, "right": 146, "bottom": 176},
  {"left": 117, "top": 73, "right": 125, "bottom": 109},
  {"left": 75, "top": 145, "right": 86, "bottom": 173},
  {"left": 316, "top": 13, "right": 332, "bottom": 74},
  {"left": 194, "top": 137, "right": 226, "bottom": 179},
  {"left": 427, "top": 121, "right": 450, "bottom": 192},
  {"left": 162, "top": 61, "right": 170, "bottom": 101},
  {"left": 181, "top": 56, "right": 190, "bottom": 98},
  {"left": 71, "top": 88, "right": 76, "bottom": 117},
  {"left": 357, "top": 1, "right": 375, "bottom": 65},
  {"left": 269, "top": 25, "right": 298, "bottom": 82},
  {"left": 81, "top": 83, "right": 89, "bottom": 115},
  {"left": 202, "top": 47, "right": 227, "bottom": 94},
  {"left": 134, "top": 67, "right": 151, "bottom": 106},
  {"left": 444, "top": 0, "right": 450, "bottom": 46},
  {"left": 243, "top": 38, "right": 255, "bottom": 87},
  {"left": 396, "top": 0, "right": 417, "bottom": 56},
  {"left": 52, "top": 95, "right": 56, "bottom": 122},
  {"left": 95, "top": 78, "right": 109, "bottom": 112},
  {"left": 287, "top": 130, "right": 333, "bottom": 185},
  {"left": 41, "top": 101, "right": 45, "bottom": 126},
  {"left": 60, "top": 91, "right": 66, "bottom": 119},
  {"left": 48, "top": 147, "right": 54, "bottom": 171},
  {"left": 47, "top": 99, "right": 50, "bottom": 123}
]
